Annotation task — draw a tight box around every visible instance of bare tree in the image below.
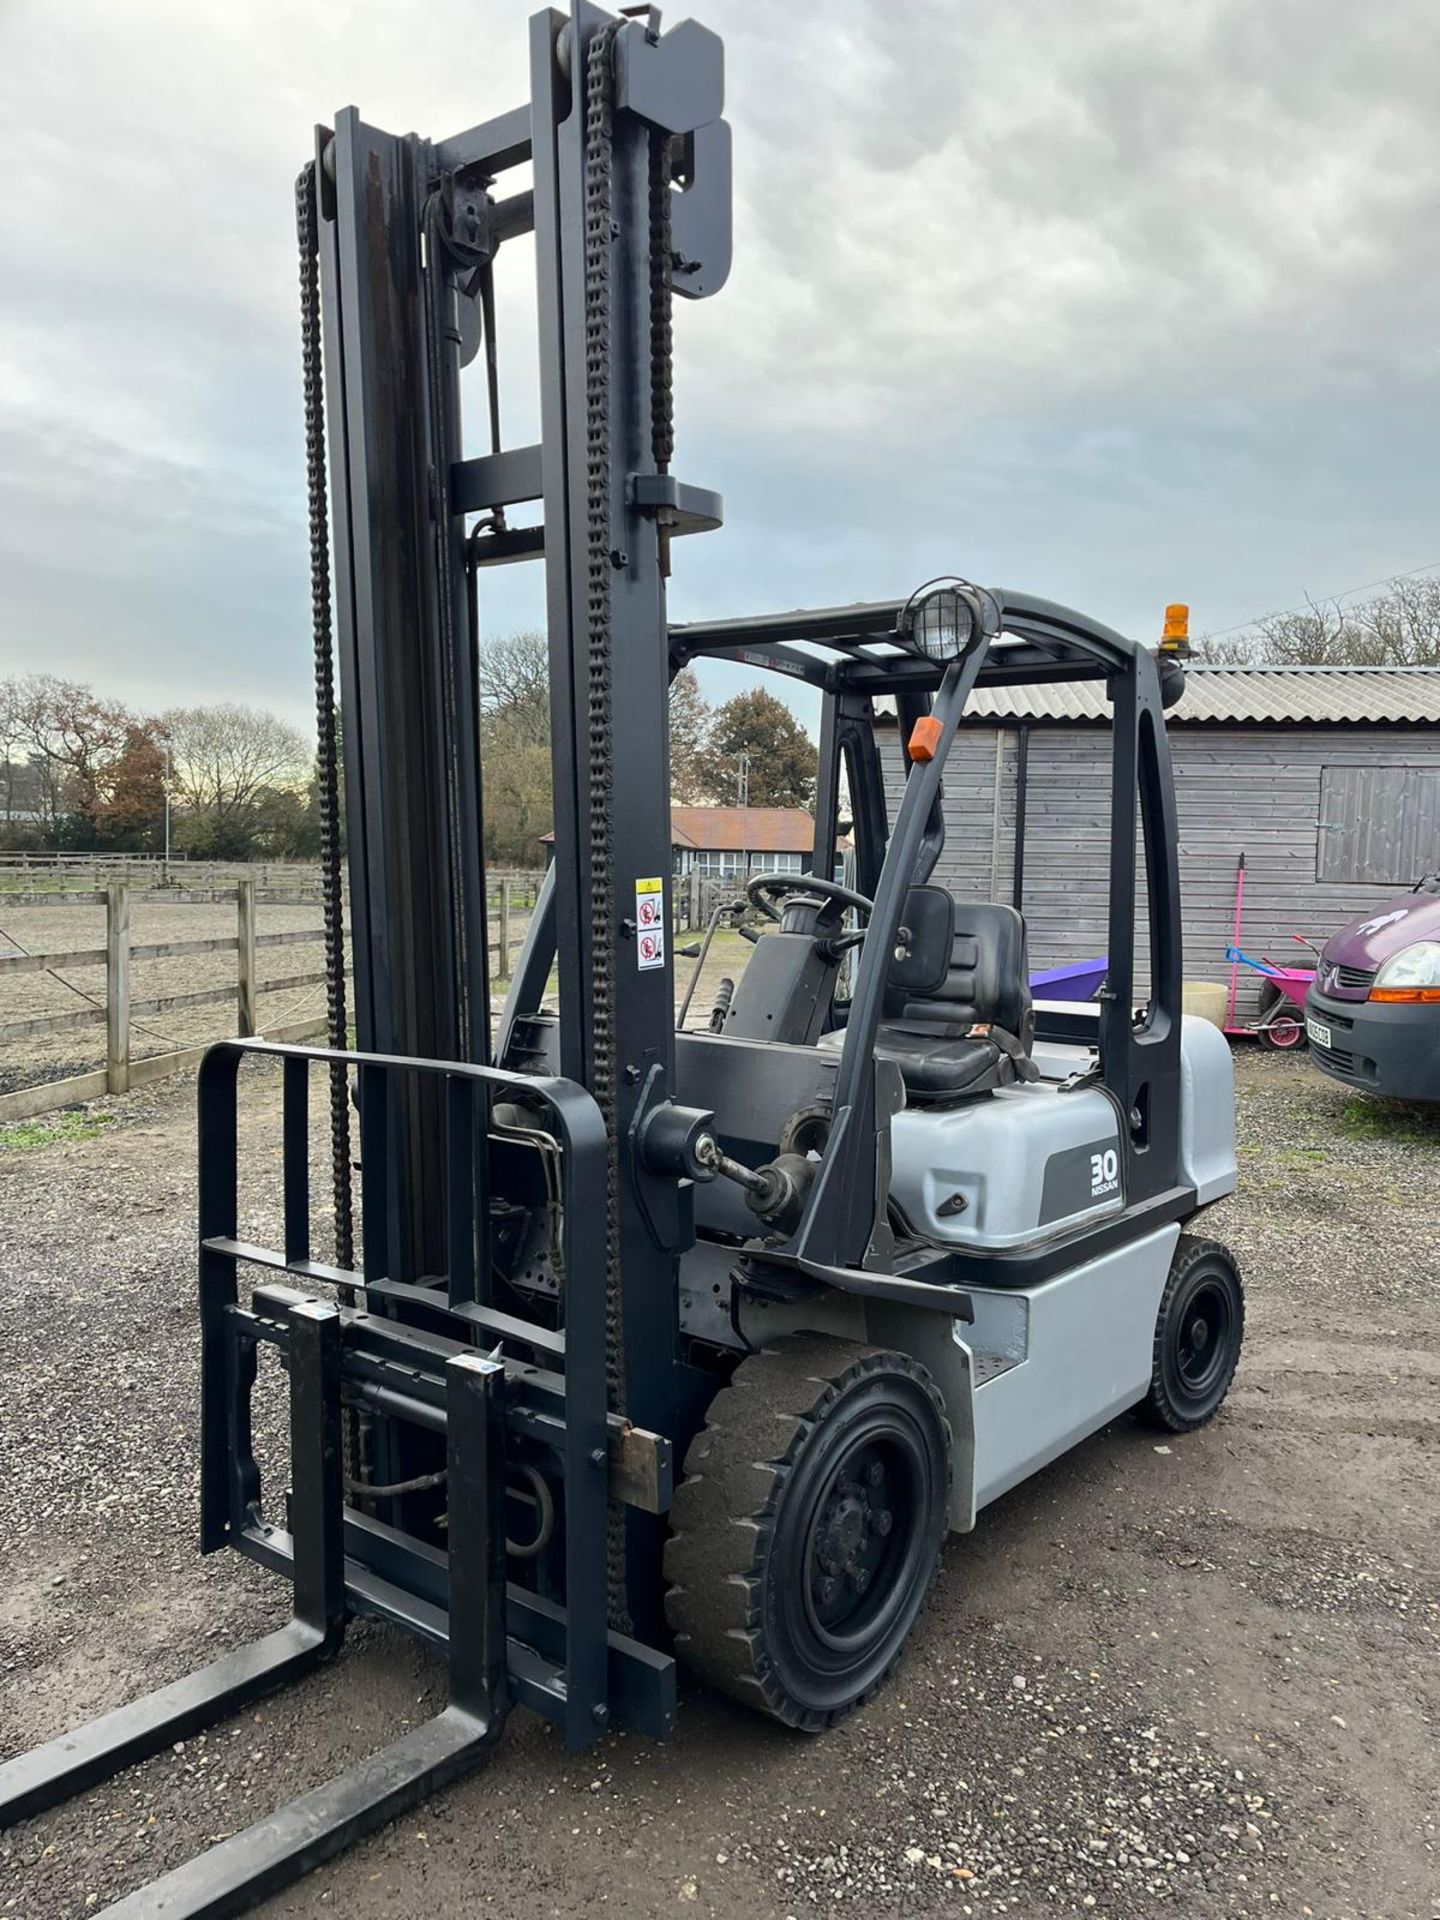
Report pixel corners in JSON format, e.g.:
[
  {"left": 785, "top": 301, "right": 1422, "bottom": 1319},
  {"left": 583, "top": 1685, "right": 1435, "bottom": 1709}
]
[
  {"left": 9, "top": 675, "right": 130, "bottom": 830},
  {"left": 1196, "top": 573, "right": 1440, "bottom": 667},
  {"left": 161, "top": 703, "right": 313, "bottom": 824},
  {"left": 477, "top": 636, "right": 721, "bottom": 855},
  {"left": 1188, "top": 629, "right": 1261, "bottom": 666},
  {"left": 0, "top": 677, "right": 22, "bottom": 822},
  {"left": 479, "top": 629, "right": 550, "bottom": 744}
]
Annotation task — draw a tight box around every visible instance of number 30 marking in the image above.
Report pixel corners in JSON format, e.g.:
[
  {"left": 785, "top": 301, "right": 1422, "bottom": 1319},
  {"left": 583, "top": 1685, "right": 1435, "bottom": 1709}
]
[{"left": 1090, "top": 1148, "right": 1119, "bottom": 1190}]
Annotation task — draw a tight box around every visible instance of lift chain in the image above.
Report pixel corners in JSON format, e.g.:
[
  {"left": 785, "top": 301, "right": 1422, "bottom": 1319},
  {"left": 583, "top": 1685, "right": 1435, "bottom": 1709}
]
[
  {"left": 295, "top": 162, "right": 355, "bottom": 1276},
  {"left": 583, "top": 17, "right": 631, "bottom": 1630},
  {"left": 421, "top": 189, "right": 480, "bottom": 1065},
  {"left": 648, "top": 127, "right": 675, "bottom": 574},
  {"left": 647, "top": 138, "right": 674, "bottom": 471}
]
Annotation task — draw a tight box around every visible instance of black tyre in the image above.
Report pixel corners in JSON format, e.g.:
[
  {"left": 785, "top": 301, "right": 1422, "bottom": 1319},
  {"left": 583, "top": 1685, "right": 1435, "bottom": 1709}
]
[
  {"left": 664, "top": 1335, "right": 951, "bottom": 1732},
  {"left": 1140, "top": 1235, "right": 1245, "bottom": 1433}
]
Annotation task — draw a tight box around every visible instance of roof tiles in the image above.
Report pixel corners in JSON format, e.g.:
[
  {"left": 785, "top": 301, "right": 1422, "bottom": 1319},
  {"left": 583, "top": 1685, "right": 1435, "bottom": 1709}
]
[{"left": 959, "top": 666, "right": 1440, "bottom": 726}]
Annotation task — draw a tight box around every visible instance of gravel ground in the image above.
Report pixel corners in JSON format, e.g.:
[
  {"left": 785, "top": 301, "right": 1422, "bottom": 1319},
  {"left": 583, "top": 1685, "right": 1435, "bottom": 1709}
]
[{"left": 1, "top": 1050, "right": 1437, "bottom": 1919}]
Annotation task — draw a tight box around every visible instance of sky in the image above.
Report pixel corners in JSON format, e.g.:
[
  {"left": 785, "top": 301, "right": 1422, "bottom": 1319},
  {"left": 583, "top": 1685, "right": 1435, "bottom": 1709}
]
[{"left": 1, "top": 0, "right": 1438, "bottom": 738}]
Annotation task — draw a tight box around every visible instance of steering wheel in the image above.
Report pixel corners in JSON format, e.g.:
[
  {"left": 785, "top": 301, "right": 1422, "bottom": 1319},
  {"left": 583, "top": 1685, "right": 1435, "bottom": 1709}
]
[{"left": 745, "top": 871, "right": 876, "bottom": 924}]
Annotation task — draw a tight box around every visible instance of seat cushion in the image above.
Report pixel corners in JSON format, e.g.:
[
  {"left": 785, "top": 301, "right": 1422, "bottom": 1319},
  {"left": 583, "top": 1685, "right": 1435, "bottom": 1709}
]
[{"left": 868, "top": 1026, "right": 1008, "bottom": 1101}]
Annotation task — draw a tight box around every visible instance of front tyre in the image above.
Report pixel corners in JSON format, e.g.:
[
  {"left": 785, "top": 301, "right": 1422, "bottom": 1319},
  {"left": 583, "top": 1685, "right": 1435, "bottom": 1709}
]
[
  {"left": 1140, "top": 1235, "right": 1245, "bottom": 1433},
  {"left": 664, "top": 1336, "right": 951, "bottom": 1732}
]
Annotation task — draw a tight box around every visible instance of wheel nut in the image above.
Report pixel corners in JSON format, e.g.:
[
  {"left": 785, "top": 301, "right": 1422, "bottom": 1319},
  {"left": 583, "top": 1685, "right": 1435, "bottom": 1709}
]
[
  {"left": 817, "top": 1574, "right": 837, "bottom": 1605},
  {"left": 848, "top": 1565, "right": 871, "bottom": 1594},
  {"left": 866, "top": 1462, "right": 884, "bottom": 1488},
  {"left": 869, "top": 1508, "right": 893, "bottom": 1536}
]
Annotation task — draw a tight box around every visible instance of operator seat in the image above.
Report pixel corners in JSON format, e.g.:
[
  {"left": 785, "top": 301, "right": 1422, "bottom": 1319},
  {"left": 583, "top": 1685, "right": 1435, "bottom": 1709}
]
[{"left": 833, "top": 895, "right": 1038, "bottom": 1102}]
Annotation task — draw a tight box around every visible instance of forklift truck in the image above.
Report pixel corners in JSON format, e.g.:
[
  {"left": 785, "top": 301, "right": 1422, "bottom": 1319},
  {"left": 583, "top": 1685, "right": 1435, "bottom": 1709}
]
[{"left": 0, "top": 5, "right": 1241, "bottom": 1912}]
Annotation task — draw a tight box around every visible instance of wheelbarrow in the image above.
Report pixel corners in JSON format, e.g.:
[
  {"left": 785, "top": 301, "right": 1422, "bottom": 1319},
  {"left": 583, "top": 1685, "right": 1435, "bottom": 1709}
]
[
  {"left": 1223, "top": 851, "right": 1317, "bottom": 1051},
  {"left": 1224, "top": 944, "right": 1315, "bottom": 1050},
  {"left": 1030, "top": 957, "right": 1108, "bottom": 1002}
]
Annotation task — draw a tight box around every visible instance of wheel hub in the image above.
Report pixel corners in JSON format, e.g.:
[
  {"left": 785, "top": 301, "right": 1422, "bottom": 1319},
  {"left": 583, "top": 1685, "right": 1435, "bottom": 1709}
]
[
  {"left": 1176, "top": 1279, "right": 1231, "bottom": 1395},
  {"left": 808, "top": 1444, "right": 904, "bottom": 1632},
  {"left": 815, "top": 1485, "right": 868, "bottom": 1574}
]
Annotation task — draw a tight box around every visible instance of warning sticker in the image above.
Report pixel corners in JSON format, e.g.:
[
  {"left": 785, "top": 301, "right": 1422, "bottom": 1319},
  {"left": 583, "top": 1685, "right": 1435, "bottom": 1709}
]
[{"left": 635, "top": 876, "right": 665, "bottom": 971}]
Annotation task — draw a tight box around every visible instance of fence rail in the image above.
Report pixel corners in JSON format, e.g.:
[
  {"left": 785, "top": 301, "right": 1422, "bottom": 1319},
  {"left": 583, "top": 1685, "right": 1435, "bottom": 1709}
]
[
  {"left": 0, "top": 856, "right": 325, "bottom": 895},
  {"left": 0, "top": 850, "right": 202, "bottom": 867},
  {"left": 0, "top": 888, "right": 327, "bottom": 908},
  {"left": 0, "top": 925, "right": 324, "bottom": 979}
]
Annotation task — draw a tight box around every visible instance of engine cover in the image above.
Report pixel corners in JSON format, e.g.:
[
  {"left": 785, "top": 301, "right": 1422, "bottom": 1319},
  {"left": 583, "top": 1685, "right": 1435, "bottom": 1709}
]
[{"left": 889, "top": 1082, "right": 1124, "bottom": 1251}]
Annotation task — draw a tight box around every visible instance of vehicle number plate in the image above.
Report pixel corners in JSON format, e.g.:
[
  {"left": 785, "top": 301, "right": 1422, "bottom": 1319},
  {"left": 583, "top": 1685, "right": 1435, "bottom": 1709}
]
[{"left": 1306, "top": 1017, "right": 1331, "bottom": 1049}]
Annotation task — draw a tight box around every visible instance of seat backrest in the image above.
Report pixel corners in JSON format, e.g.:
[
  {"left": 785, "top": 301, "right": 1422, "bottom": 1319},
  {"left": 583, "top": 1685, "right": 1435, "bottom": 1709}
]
[{"left": 889, "top": 901, "right": 1032, "bottom": 1039}]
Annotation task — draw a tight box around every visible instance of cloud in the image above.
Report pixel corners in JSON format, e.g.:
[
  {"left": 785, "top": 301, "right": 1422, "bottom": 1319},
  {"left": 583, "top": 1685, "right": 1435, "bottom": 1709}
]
[
  {"left": 695, "top": 0, "right": 1440, "bottom": 428},
  {"left": 1, "top": 0, "right": 1437, "bottom": 737}
]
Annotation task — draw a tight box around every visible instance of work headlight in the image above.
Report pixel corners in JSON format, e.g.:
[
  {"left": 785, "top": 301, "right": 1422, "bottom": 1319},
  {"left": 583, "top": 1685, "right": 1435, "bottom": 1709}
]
[
  {"left": 899, "top": 577, "right": 998, "bottom": 664},
  {"left": 1370, "top": 940, "right": 1440, "bottom": 1002}
]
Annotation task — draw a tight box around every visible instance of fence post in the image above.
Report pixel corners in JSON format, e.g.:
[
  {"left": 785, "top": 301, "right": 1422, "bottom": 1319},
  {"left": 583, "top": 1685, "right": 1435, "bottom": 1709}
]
[
  {"left": 687, "top": 867, "right": 701, "bottom": 931},
  {"left": 106, "top": 884, "right": 131, "bottom": 1095},
  {"left": 237, "top": 878, "right": 257, "bottom": 1037},
  {"left": 499, "top": 878, "right": 512, "bottom": 980}
]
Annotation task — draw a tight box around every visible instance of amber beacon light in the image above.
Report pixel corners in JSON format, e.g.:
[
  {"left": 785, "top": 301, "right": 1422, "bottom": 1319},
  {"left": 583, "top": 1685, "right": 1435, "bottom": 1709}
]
[{"left": 1159, "top": 603, "right": 1191, "bottom": 658}]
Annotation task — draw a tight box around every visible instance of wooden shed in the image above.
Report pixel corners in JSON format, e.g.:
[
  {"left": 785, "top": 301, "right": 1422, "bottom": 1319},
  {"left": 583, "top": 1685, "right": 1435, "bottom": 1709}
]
[{"left": 878, "top": 666, "right": 1440, "bottom": 1016}]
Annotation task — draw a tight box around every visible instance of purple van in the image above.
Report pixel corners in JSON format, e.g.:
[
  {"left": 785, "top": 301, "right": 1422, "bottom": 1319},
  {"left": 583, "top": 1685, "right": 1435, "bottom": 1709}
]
[{"left": 1305, "top": 876, "right": 1440, "bottom": 1101}]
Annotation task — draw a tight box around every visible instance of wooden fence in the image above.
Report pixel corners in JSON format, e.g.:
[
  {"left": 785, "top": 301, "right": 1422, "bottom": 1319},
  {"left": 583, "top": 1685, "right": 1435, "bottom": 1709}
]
[
  {"left": 674, "top": 870, "right": 751, "bottom": 930},
  {"left": 0, "top": 854, "right": 325, "bottom": 895},
  {"left": 0, "top": 880, "right": 339, "bottom": 1125},
  {"left": 0, "top": 872, "right": 548, "bottom": 1124},
  {"left": 0, "top": 860, "right": 546, "bottom": 914}
]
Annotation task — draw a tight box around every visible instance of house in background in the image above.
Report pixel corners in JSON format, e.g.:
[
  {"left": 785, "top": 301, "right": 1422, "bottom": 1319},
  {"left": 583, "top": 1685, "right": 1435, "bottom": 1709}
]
[
  {"left": 668, "top": 806, "right": 820, "bottom": 880},
  {"left": 541, "top": 804, "right": 829, "bottom": 880},
  {"left": 879, "top": 665, "right": 1440, "bottom": 1016}
]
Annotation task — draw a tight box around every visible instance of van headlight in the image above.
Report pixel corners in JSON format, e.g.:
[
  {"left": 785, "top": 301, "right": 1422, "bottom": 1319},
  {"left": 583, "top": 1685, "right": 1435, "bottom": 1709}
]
[{"left": 1370, "top": 940, "right": 1440, "bottom": 1002}]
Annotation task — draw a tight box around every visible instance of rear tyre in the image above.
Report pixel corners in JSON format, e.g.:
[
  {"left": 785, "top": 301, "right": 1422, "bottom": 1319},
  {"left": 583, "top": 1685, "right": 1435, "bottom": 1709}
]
[
  {"left": 664, "top": 1335, "right": 951, "bottom": 1732},
  {"left": 1140, "top": 1235, "right": 1245, "bottom": 1433}
]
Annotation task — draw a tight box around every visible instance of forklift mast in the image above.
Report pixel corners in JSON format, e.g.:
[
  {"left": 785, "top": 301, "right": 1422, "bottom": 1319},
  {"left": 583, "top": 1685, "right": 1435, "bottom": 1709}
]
[
  {"left": 318, "top": 3, "right": 729, "bottom": 1290},
  {"left": 315, "top": 4, "right": 731, "bottom": 1631}
]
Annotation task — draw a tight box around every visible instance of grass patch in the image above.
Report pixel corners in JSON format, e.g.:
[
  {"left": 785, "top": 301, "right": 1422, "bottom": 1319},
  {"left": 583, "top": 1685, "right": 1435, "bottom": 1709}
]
[
  {"left": 676, "top": 927, "right": 755, "bottom": 964},
  {"left": 1271, "top": 1145, "right": 1331, "bottom": 1167},
  {"left": 0, "top": 1109, "right": 116, "bottom": 1150},
  {"left": 1338, "top": 1096, "right": 1440, "bottom": 1148}
]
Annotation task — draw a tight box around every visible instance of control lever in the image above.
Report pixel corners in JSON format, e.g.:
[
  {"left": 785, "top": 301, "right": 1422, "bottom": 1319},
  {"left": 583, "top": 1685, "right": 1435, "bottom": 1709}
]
[{"left": 692, "top": 1135, "right": 814, "bottom": 1235}]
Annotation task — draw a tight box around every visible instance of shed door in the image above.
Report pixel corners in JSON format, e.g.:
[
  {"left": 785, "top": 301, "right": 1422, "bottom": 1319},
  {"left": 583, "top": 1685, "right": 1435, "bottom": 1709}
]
[{"left": 1317, "top": 766, "right": 1440, "bottom": 885}]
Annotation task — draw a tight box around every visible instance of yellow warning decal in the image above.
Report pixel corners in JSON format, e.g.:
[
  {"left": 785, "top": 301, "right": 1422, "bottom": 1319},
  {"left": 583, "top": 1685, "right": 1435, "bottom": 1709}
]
[{"left": 635, "top": 877, "right": 665, "bottom": 971}]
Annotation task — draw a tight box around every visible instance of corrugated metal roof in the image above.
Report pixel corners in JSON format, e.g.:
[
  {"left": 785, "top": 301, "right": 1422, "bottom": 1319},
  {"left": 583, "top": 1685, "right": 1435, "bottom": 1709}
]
[{"left": 953, "top": 666, "right": 1440, "bottom": 726}]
